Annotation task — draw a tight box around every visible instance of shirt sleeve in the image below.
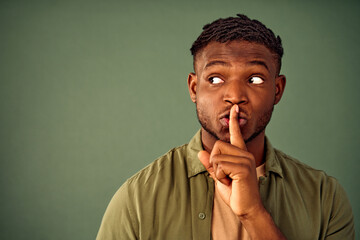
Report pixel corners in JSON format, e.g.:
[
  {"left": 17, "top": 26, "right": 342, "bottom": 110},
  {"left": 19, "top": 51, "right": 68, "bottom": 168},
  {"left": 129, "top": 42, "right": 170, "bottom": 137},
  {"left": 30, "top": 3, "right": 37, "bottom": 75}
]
[
  {"left": 96, "top": 181, "right": 138, "bottom": 240},
  {"left": 324, "top": 179, "right": 355, "bottom": 240}
]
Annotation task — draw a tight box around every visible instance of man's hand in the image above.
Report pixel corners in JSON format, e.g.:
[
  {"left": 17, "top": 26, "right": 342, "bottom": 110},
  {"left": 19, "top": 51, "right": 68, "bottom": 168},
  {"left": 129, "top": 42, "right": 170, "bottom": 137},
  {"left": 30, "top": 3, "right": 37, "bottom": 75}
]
[
  {"left": 198, "top": 104, "right": 286, "bottom": 239},
  {"left": 198, "top": 104, "right": 264, "bottom": 218}
]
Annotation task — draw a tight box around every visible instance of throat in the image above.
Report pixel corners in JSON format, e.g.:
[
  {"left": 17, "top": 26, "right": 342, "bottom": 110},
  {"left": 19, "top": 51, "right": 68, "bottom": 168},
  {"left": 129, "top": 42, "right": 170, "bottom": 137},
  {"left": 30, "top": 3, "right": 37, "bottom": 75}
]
[
  {"left": 200, "top": 128, "right": 219, "bottom": 153},
  {"left": 246, "top": 132, "right": 266, "bottom": 167}
]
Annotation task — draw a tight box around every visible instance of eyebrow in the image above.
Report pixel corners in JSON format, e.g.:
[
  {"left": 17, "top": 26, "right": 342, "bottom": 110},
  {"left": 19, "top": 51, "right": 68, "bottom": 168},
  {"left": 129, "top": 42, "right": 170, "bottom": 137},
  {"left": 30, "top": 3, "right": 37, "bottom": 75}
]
[
  {"left": 247, "top": 60, "right": 269, "bottom": 71},
  {"left": 204, "top": 60, "right": 231, "bottom": 69}
]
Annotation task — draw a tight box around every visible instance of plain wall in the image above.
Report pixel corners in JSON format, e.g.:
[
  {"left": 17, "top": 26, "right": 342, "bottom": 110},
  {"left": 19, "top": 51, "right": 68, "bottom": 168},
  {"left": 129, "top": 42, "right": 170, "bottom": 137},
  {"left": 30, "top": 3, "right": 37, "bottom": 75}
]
[{"left": 1, "top": 0, "right": 359, "bottom": 239}]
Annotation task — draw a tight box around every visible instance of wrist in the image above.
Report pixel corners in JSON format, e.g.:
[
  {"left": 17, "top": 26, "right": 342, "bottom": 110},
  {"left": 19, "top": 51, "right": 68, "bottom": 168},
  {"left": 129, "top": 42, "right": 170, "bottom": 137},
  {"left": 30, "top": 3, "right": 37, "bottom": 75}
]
[
  {"left": 237, "top": 204, "right": 267, "bottom": 222},
  {"left": 239, "top": 206, "right": 286, "bottom": 240}
]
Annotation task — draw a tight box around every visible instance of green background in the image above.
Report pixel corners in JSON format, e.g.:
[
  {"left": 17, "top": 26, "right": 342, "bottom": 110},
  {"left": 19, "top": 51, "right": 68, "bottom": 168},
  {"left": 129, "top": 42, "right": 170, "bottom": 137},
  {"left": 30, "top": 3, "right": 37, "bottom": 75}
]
[{"left": 1, "top": 0, "right": 359, "bottom": 239}]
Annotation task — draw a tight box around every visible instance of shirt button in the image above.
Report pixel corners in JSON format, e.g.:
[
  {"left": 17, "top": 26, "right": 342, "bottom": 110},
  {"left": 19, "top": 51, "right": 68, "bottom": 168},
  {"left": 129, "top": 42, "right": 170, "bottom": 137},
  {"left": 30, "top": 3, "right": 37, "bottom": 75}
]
[
  {"left": 198, "top": 212, "right": 206, "bottom": 220},
  {"left": 259, "top": 176, "right": 266, "bottom": 184}
]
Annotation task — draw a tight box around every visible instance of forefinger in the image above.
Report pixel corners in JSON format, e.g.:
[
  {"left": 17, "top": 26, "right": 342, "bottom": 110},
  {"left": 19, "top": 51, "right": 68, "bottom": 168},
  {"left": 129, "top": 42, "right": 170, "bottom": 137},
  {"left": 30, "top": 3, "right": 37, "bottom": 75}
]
[{"left": 229, "top": 104, "right": 247, "bottom": 150}]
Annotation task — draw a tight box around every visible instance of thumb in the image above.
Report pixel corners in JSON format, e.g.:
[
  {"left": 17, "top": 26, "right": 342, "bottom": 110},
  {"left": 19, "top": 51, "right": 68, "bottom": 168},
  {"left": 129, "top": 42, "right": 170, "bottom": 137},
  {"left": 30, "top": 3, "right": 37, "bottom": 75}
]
[
  {"left": 198, "top": 150, "right": 211, "bottom": 169},
  {"left": 198, "top": 150, "right": 215, "bottom": 177}
]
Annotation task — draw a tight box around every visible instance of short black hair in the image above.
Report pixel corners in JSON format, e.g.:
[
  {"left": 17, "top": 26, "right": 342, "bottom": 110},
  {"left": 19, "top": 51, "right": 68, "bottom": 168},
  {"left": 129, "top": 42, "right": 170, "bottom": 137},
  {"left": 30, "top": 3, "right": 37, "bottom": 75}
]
[{"left": 190, "top": 14, "right": 283, "bottom": 74}]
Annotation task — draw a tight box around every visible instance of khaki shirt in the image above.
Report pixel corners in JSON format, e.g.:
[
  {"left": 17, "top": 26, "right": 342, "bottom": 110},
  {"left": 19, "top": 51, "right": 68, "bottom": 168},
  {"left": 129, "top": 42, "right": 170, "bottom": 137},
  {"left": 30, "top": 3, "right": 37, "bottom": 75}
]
[{"left": 97, "top": 130, "right": 354, "bottom": 240}]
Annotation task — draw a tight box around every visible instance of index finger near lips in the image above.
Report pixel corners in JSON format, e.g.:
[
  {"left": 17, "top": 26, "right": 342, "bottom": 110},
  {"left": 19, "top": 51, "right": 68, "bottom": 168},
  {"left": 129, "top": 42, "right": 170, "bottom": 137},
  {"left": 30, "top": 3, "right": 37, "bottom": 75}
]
[{"left": 229, "top": 104, "right": 247, "bottom": 150}]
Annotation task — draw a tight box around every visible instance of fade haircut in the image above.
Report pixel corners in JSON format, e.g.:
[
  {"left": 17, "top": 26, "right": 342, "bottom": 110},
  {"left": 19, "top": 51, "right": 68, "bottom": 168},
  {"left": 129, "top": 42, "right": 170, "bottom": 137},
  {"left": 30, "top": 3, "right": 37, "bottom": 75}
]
[{"left": 190, "top": 14, "right": 284, "bottom": 74}]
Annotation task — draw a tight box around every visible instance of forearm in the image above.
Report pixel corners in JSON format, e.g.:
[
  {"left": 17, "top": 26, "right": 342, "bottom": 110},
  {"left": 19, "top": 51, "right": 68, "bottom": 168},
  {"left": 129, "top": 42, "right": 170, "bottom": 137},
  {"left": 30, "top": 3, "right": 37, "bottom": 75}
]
[{"left": 240, "top": 206, "right": 286, "bottom": 240}]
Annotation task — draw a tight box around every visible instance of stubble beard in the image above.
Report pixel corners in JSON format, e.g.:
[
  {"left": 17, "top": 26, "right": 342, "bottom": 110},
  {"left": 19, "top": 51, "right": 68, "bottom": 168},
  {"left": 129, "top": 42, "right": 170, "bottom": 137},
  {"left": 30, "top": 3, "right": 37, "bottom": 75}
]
[{"left": 196, "top": 105, "right": 274, "bottom": 144}]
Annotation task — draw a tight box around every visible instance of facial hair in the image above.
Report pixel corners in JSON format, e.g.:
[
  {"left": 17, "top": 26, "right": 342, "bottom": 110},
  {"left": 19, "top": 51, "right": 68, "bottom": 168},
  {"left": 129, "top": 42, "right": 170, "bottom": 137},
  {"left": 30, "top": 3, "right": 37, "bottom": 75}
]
[{"left": 196, "top": 104, "right": 274, "bottom": 144}]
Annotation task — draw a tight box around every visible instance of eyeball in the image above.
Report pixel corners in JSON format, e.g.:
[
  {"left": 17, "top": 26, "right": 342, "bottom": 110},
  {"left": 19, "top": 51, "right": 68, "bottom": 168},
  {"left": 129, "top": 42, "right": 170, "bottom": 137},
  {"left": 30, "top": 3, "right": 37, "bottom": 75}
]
[
  {"left": 249, "top": 76, "right": 264, "bottom": 84},
  {"left": 209, "top": 77, "right": 224, "bottom": 84}
]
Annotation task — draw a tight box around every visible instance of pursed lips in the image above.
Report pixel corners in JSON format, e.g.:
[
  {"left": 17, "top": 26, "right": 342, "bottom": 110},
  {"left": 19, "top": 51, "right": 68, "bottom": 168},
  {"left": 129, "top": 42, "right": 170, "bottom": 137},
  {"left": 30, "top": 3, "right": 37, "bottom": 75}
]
[{"left": 219, "top": 111, "right": 248, "bottom": 128}]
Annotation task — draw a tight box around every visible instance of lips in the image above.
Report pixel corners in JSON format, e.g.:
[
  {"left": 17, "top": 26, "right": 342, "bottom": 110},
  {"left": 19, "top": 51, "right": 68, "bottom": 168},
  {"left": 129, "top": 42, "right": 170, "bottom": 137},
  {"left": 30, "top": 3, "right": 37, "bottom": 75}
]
[{"left": 219, "top": 111, "right": 248, "bottom": 128}]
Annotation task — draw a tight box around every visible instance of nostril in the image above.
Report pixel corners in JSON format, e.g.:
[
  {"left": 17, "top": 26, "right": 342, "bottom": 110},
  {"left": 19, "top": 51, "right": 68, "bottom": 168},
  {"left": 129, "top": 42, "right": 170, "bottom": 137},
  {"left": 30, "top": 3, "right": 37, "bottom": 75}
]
[
  {"left": 224, "top": 99, "right": 247, "bottom": 105},
  {"left": 223, "top": 88, "right": 248, "bottom": 105}
]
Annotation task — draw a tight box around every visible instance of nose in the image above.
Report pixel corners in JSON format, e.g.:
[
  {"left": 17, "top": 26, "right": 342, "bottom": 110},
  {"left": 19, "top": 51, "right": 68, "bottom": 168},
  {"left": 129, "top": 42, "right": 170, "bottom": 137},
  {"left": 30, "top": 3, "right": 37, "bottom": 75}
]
[{"left": 223, "top": 81, "right": 248, "bottom": 105}]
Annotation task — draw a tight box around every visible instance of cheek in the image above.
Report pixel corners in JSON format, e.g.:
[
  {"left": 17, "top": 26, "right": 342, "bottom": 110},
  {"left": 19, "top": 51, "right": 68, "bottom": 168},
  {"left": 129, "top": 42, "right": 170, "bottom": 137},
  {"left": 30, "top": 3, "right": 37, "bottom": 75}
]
[
  {"left": 197, "top": 87, "right": 219, "bottom": 106},
  {"left": 196, "top": 92, "right": 221, "bottom": 118},
  {"left": 197, "top": 96, "right": 213, "bottom": 113},
  {"left": 250, "top": 90, "right": 276, "bottom": 112}
]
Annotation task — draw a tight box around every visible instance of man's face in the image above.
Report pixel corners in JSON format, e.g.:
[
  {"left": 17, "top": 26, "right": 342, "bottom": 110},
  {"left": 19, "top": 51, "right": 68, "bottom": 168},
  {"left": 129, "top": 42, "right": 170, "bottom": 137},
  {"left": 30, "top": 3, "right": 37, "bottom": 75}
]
[{"left": 188, "top": 40, "right": 285, "bottom": 144}]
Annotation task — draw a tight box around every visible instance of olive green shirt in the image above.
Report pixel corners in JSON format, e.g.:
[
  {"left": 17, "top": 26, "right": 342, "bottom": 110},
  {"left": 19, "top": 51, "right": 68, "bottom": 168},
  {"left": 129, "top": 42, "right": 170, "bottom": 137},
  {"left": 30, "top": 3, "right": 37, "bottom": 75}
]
[{"left": 97, "top": 131, "right": 354, "bottom": 240}]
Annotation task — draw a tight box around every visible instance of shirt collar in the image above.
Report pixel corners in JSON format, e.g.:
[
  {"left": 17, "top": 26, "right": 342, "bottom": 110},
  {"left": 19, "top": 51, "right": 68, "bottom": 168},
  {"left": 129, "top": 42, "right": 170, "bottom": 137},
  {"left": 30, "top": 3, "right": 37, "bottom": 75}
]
[
  {"left": 264, "top": 136, "right": 283, "bottom": 178},
  {"left": 186, "top": 130, "right": 207, "bottom": 178},
  {"left": 185, "top": 130, "right": 283, "bottom": 178}
]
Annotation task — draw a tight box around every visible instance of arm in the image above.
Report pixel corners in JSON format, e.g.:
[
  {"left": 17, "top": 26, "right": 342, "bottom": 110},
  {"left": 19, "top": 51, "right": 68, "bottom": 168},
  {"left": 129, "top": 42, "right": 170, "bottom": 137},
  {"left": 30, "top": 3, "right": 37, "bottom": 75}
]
[
  {"left": 96, "top": 182, "right": 138, "bottom": 240},
  {"left": 324, "top": 180, "right": 355, "bottom": 240}
]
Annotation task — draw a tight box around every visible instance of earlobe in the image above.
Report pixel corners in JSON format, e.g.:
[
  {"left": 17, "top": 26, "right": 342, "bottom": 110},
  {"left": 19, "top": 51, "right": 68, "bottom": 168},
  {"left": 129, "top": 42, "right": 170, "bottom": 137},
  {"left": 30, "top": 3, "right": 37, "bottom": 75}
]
[
  {"left": 274, "top": 75, "right": 286, "bottom": 105},
  {"left": 187, "top": 73, "right": 197, "bottom": 103}
]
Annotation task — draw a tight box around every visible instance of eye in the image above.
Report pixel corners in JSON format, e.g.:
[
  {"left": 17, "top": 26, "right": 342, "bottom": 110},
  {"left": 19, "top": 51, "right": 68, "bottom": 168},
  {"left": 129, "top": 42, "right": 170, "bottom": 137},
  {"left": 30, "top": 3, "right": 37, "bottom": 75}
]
[
  {"left": 209, "top": 76, "right": 224, "bottom": 84},
  {"left": 249, "top": 76, "right": 264, "bottom": 85}
]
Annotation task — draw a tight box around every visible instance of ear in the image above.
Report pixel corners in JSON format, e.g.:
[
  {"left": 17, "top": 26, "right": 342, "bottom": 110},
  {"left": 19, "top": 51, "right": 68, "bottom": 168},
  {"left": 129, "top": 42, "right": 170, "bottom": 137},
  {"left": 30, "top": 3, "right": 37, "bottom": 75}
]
[
  {"left": 187, "top": 72, "right": 197, "bottom": 103},
  {"left": 274, "top": 74, "right": 286, "bottom": 105}
]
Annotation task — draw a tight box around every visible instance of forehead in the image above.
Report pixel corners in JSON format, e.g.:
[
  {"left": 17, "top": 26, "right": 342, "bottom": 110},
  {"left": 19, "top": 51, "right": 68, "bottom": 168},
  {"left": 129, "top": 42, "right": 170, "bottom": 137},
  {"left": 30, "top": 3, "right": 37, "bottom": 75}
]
[{"left": 194, "top": 41, "right": 277, "bottom": 74}]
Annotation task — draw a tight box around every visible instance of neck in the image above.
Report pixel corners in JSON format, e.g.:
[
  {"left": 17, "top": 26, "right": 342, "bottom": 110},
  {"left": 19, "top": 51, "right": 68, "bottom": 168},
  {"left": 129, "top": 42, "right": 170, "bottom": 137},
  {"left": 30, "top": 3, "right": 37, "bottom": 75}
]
[
  {"left": 246, "top": 131, "right": 266, "bottom": 167},
  {"left": 201, "top": 128, "right": 266, "bottom": 167}
]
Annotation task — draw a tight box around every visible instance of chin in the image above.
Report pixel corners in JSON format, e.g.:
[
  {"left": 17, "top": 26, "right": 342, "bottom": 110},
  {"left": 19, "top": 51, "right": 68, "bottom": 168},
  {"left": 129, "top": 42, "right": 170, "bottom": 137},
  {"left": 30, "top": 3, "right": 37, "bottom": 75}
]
[
  {"left": 220, "top": 135, "right": 231, "bottom": 143},
  {"left": 216, "top": 130, "right": 232, "bottom": 143}
]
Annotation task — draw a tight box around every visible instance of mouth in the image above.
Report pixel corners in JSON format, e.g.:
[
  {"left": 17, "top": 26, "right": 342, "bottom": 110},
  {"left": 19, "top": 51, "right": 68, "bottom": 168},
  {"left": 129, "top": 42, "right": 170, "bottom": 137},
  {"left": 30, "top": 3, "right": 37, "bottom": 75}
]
[{"left": 219, "top": 112, "right": 248, "bottom": 128}]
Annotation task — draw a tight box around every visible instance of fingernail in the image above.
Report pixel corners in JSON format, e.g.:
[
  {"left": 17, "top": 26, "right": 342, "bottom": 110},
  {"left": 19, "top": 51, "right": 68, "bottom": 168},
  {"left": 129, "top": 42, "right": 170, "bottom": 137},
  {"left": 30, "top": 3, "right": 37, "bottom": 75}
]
[{"left": 235, "top": 105, "right": 239, "bottom": 113}]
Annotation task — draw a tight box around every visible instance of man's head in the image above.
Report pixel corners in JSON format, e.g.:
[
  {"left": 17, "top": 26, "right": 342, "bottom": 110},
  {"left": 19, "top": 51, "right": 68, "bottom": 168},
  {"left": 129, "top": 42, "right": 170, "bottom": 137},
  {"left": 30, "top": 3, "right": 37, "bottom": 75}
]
[
  {"left": 190, "top": 14, "right": 283, "bottom": 75},
  {"left": 187, "top": 14, "right": 286, "bottom": 149}
]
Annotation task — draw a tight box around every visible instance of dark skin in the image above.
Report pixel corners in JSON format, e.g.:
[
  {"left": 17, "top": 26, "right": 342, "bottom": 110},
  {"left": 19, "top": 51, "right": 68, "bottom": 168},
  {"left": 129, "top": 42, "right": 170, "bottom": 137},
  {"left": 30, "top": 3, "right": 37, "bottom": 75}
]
[{"left": 187, "top": 40, "right": 286, "bottom": 239}]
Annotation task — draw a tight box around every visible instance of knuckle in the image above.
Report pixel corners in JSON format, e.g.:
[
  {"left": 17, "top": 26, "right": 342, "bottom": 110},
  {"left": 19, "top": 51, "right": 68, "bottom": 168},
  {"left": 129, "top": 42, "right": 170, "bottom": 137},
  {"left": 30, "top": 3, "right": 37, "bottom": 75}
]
[
  {"left": 246, "top": 152, "right": 255, "bottom": 160},
  {"left": 210, "top": 154, "right": 221, "bottom": 164},
  {"left": 215, "top": 165, "right": 226, "bottom": 178},
  {"left": 236, "top": 163, "right": 253, "bottom": 178},
  {"left": 214, "top": 140, "right": 224, "bottom": 149},
  {"left": 240, "top": 151, "right": 255, "bottom": 163},
  {"left": 216, "top": 163, "right": 223, "bottom": 172}
]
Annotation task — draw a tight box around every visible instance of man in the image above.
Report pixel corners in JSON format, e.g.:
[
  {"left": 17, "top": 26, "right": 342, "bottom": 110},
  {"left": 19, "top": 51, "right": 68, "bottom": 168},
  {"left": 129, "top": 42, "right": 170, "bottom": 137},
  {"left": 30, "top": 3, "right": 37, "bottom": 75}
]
[{"left": 97, "top": 14, "right": 354, "bottom": 239}]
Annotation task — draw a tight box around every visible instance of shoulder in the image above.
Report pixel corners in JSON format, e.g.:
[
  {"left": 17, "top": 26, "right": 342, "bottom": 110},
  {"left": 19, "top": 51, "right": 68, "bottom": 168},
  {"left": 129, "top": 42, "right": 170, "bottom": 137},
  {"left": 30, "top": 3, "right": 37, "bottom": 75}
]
[
  {"left": 116, "top": 142, "right": 197, "bottom": 209},
  {"left": 96, "top": 143, "right": 193, "bottom": 239},
  {"left": 268, "top": 148, "right": 354, "bottom": 238},
  {"left": 125, "top": 143, "right": 190, "bottom": 188},
  {"left": 270, "top": 148, "right": 351, "bottom": 210},
  {"left": 123, "top": 130, "right": 205, "bottom": 191},
  {"left": 273, "top": 148, "right": 336, "bottom": 185}
]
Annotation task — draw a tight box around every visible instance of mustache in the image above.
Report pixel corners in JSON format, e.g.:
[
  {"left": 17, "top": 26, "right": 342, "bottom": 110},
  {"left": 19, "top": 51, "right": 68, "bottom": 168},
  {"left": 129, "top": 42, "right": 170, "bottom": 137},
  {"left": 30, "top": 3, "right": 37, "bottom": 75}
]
[{"left": 219, "top": 106, "right": 249, "bottom": 118}]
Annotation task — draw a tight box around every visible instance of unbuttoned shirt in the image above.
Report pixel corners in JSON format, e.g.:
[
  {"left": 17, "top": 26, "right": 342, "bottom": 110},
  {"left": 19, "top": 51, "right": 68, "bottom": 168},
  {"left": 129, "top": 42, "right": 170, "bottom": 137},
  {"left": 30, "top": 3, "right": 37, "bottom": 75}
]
[{"left": 96, "top": 130, "right": 354, "bottom": 240}]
